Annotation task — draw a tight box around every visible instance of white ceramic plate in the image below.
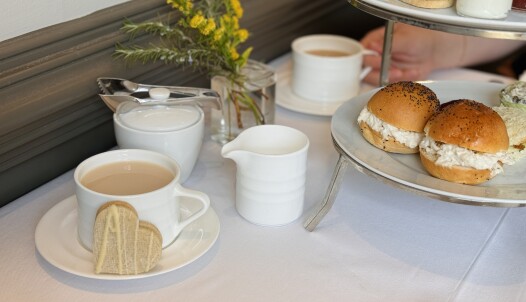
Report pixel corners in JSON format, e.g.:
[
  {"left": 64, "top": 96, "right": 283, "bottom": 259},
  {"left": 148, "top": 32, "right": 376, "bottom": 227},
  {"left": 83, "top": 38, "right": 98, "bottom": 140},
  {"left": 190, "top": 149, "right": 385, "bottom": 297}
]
[
  {"left": 273, "top": 54, "right": 374, "bottom": 116},
  {"left": 332, "top": 80, "right": 526, "bottom": 204},
  {"left": 35, "top": 195, "right": 220, "bottom": 280},
  {"left": 361, "top": 0, "right": 526, "bottom": 31}
]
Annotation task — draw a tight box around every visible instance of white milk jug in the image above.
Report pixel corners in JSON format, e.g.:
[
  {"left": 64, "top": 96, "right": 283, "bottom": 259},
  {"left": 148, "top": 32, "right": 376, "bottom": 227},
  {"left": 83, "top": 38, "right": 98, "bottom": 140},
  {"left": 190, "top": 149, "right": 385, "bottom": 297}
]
[{"left": 221, "top": 125, "right": 309, "bottom": 226}]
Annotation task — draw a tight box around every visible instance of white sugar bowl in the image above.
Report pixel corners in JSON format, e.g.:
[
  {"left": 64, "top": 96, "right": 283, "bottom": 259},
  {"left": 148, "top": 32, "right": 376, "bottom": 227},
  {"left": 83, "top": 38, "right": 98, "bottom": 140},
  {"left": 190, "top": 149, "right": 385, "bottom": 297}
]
[{"left": 113, "top": 102, "right": 204, "bottom": 183}]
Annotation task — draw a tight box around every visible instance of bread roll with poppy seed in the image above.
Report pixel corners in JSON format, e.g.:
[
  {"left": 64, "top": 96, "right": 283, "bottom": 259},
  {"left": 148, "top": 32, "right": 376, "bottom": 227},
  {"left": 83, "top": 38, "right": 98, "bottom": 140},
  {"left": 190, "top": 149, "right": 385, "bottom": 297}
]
[
  {"left": 357, "top": 81, "right": 440, "bottom": 153},
  {"left": 419, "top": 99, "right": 511, "bottom": 185},
  {"left": 425, "top": 100, "right": 509, "bottom": 153}
]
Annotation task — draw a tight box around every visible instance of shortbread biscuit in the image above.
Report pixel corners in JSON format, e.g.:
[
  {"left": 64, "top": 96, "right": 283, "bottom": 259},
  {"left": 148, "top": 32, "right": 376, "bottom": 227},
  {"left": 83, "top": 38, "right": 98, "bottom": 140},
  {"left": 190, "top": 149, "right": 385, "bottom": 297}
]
[{"left": 93, "top": 201, "right": 162, "bottom": 275}]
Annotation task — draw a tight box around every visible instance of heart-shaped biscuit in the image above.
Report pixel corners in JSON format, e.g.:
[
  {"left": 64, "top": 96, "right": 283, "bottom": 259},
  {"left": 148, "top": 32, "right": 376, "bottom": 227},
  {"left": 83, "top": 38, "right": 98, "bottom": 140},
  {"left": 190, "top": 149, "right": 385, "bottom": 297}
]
[{"left": 93, "top": 201, "right": 162, "bottom": 275}]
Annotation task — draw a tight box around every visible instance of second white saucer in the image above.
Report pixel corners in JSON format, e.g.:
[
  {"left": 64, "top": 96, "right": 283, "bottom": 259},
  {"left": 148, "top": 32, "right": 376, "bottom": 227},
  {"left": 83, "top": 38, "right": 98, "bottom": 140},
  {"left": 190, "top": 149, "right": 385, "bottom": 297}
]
[{"left": 272, "top": 54, "right": 374, "bottom": 116}]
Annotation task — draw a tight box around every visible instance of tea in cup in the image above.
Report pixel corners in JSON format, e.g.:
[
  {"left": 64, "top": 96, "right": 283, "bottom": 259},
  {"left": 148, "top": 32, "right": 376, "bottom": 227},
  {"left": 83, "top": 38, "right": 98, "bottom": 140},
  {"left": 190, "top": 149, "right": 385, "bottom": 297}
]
[
  {"left": 221, "top": 125, "right": 309, "bottom": 226},
  {"left": 74, "top": 149, "right": 210, "bottom": 250},
  {"left": 113, "top": 102, "right": 204, "bottom": 183},
  {"left": 291, "top": 34, "right": 374, "bottom": 102}
]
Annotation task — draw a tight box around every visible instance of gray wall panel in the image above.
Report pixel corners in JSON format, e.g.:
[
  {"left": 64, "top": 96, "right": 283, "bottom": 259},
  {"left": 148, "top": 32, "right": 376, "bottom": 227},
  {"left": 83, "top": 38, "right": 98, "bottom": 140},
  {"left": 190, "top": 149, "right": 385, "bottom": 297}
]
[{"left": 0, "top": 0, "right": 382, "bottom": 206}]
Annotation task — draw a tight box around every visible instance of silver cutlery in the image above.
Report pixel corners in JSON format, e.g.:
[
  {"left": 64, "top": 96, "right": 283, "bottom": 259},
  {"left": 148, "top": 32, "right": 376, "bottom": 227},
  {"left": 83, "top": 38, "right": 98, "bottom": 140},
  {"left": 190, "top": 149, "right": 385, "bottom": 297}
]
[{"left": 97, "top": 77, "right": 221, "bottom": 112}]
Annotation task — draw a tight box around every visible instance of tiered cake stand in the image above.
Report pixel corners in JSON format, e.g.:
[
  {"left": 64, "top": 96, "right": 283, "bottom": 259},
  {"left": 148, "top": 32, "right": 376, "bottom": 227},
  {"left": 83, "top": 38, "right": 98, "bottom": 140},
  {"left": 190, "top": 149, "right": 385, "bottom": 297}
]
[{"left": 305, "top": 1, "right": 526, "bottom": 231}]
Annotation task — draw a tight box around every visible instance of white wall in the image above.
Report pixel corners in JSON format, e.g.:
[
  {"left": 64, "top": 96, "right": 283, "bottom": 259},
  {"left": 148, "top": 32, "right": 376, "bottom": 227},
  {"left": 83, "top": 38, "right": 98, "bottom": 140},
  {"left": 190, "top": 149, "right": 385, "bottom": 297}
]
[{"left": 0, "top": 0, "right": 128, "bottom": 42}]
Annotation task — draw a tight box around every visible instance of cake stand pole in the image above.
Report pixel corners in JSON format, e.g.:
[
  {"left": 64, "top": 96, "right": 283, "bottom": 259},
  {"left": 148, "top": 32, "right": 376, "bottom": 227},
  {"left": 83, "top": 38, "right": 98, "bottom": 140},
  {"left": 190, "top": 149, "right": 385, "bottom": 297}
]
[
  {"left": 380, "top": 20, "right": 395, "bottom": 86},
  {"left": 304, "top": 140, "right": 350, "bottom": 231}
]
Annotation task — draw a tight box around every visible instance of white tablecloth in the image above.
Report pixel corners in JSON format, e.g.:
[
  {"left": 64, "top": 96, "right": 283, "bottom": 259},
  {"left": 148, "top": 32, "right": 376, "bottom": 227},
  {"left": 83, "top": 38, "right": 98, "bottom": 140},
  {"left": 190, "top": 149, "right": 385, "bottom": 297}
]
[{"left": 1, "top": 57, "right": 525, "bottom": 302}]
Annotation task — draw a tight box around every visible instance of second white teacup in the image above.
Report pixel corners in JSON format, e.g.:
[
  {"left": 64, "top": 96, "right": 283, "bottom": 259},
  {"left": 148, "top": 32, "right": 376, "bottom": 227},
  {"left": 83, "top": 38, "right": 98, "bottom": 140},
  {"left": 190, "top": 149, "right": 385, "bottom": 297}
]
[
  {"left": 291, "top": 34, "right": 374, "bottom": 102},
  {"left": 113, "top": 102, "right": 204, "bottom": 183}
]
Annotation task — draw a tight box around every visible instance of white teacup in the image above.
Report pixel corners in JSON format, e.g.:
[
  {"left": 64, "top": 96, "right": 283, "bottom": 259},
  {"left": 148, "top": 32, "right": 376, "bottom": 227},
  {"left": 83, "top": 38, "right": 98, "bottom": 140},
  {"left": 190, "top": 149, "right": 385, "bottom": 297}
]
[
  {"left": 291, "top": 34, "right": 374, "bottom": 102},
  {"left": 221, "top": 125, "right": 309, "bottom": 226},
  {"left": 74, "top": 149, "right": 210, "bottom": 251},
  {"left": 113, "top": 102, "right": 204, "bottom": 183}
]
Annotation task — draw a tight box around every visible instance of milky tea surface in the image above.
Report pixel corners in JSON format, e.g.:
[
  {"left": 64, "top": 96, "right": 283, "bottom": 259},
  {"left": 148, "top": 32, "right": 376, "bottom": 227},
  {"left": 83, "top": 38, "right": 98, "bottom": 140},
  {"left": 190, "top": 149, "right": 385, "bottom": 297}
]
[{"left": 81, "top": 161, "right": 174, "bottom": 195}]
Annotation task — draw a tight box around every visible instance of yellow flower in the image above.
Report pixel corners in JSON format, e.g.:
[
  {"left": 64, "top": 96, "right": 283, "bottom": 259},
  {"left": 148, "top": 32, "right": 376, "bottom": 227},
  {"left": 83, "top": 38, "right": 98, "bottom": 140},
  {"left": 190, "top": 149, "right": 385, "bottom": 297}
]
[
  {"left": 166, "top": 0, "right": 177, "bottom": 8},
  {"left": 184, "top": 1, "right": 193, "bottom": 13},
  {"left": 213, "top": 27, "right": 225, "bottom": 42},
  {"left": 232, "top": 16, "right": 239, "bottom": 29},
  {"left": 220, "top": 15, "right": 239, "bottom": 30},
  {"left": 230, "top": 0, "right": 243, "bottom": 18},
  {"left": 229, "top": 47, "right": 240, "bottom": 60},
  {"left": 236, "top": 29, "right": 248, "bottom": 42},
  {"left": 200, "top": 19, "right": 216, "bottom": 36},
  {"left": 166, "top": 0, "right": 193, "bottom": 15},
  {"left": 220, "top": 15, "right": 231, "bottom": 27},
  {"left": 189, "top": 14, "right": 205, "bottom": 28}
]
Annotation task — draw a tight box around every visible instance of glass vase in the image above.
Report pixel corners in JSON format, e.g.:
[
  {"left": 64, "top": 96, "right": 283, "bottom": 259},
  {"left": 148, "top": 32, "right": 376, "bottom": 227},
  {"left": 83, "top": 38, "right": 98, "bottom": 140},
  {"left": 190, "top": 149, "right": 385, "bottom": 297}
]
[{"left": 210, "top": 60, "right": 276, "bottom": 144}]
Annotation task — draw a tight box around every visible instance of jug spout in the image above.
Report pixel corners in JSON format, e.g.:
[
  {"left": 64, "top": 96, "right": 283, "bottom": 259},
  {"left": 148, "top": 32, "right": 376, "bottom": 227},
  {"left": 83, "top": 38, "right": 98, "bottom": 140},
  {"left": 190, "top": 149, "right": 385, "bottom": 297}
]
[{"left": 221, "top": 142, "right": 251, "bottom": 166}]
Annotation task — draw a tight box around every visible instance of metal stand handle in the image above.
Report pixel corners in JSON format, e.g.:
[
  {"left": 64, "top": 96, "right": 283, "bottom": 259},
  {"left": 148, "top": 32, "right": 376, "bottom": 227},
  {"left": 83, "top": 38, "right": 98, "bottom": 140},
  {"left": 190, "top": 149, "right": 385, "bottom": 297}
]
[
  {"left": 304, "top": 153, "right": 350, "bottom": 231},
  {"left": 304, "top": 20, "right": 395, "bottom": 231}
]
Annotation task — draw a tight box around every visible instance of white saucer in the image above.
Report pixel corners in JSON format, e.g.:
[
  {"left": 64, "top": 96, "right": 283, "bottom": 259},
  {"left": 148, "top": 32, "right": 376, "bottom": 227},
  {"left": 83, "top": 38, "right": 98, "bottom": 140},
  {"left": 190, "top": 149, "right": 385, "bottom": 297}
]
[
  {"left": 273, "top": 54, "right": 374, "bottom": 116},
  {"left": 35, "top": 195, "right": 220, "bottom": 280}
]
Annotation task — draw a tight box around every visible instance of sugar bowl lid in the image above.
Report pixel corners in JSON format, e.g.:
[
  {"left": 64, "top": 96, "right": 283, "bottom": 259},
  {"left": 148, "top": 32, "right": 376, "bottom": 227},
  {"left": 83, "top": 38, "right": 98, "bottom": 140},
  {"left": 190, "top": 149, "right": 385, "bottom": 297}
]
[{"left": 115, "top": 101, "right": 202, "bottom": 132}]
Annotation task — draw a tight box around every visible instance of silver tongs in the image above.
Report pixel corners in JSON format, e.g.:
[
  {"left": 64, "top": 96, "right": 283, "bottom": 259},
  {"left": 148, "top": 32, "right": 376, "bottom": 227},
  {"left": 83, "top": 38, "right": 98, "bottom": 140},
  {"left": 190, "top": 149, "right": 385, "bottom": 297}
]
[{"left": 97, "top": 77, "right": 221, "bottom": 112}]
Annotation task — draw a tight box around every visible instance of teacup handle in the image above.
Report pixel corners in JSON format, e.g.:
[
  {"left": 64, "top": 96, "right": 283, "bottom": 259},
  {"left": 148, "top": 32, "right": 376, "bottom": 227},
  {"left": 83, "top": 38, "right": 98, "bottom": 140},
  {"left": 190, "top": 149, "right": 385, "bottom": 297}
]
[
  {"left": 360, "top": 48, "right": 379, "bottom": 81},
  {"left": 172, "top": 183, "right": 210, "bottom": 234}
]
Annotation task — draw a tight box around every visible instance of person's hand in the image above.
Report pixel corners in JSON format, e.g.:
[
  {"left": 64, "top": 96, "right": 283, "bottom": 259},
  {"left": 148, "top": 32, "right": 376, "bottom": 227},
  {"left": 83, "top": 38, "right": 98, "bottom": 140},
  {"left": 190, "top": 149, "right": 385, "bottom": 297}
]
[{"left": 360, "top": 23, "right": 462, "bottom": 86}]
